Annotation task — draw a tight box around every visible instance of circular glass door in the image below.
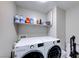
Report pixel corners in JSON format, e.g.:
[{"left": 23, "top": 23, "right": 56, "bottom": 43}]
[
  {"left": 22, "top": 51, "right": 44, "bottom": 58},
  {"left": 48, "top": 45, "right": 61, "bottom": 58}
]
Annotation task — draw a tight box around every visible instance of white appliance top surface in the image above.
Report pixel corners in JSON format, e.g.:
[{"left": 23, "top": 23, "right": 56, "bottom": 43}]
[{"left": 15, "top": 36, "right": 59, "bottom": 47}]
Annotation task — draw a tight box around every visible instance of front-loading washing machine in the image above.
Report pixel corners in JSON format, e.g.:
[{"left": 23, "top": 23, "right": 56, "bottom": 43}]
[
  {"left": 40, "top": 37, "right": 66, "bottom": 58},
  {"left": 43, "top": 37, "right": 67, "bottom": 58},
  {"left": 14, "top": 37, "right": 46, "bottom": 58},
  {"left": 43, "top": 37, "right": 61, "bottom": 58}
]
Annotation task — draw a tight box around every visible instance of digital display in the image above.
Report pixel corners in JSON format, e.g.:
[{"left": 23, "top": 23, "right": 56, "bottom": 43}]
[
  {"left": 38, "top": 43, "right": 44, "bottom": 47},
  {"left": 57, "top": 40, "right": 60, "bottom": 43}
]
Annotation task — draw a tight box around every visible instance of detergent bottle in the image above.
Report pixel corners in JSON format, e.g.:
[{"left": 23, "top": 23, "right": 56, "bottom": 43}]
[
  {"left": 25, "top": 17, "right": 30, "bottom": 24},
  {"left": 30, "top": 17, "right": 34, "bottom": 24}
]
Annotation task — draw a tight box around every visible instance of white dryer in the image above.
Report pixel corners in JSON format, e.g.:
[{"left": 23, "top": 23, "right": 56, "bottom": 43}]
[
  {"left": 37, "top": 37, "right": 62, "bottom": 57},
  {"left": 43, "top": 37, "right": 66, "bottom": 58},
  {"left": 42, "top": 37, "right": 61, "bottom": 58}
]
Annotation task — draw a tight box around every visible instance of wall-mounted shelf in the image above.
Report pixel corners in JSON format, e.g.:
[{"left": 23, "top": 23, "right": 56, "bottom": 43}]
[{"left": 14, "top": 22, "right": 52, "bottom": 27}]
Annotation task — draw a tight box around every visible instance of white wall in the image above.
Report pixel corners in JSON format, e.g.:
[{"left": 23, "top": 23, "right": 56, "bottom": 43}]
[
  {"left": 57, "top": 7, "right": 66, "bottom": 50},
  {"left": 16, "top": 6, "right": 48, "bottom": 37},
  {"left": 18, "top": 24, "right": 48, "bottom": 37},
  {"left": 66, "top": 6, "right": 79, "bottom": 57},
  {"left": 0, "top": 1, "right": 17, "bottom": 57}
]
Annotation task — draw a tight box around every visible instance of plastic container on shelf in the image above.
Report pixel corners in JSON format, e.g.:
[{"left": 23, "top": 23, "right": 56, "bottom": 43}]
[
  {"left": 33, "top": 17, "right": 37, "bottom": 24},
  {"left": 45, "top": 21, "right": 50, "bottom": 25},
  {"left": 25, "top": 17, "right": 30, "bottom": 24},
  {"left": 39, "top": 19, "right": 42, "bottom": 24},
  {"left": 20, "top": 16, "right": 26, "bottom": 24},
  {"left": 30, "top": 18, "right": 34, "bottom": 24},
  {"left": 37, "top": 20, "right": 39, "bottom": 24},
  {"left": 14, "top": 15, "right": 20, "bottom": 23}
]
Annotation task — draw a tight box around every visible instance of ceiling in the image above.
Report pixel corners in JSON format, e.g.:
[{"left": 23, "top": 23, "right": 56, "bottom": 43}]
[{"left": 15, "top": 1, "right": 79, "bottom": 14}]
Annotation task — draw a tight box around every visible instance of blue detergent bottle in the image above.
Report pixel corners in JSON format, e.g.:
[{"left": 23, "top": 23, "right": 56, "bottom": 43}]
[
  {"left": 30, "top": 18, "right": 34, "bottom": 24},
  {"left": 14, "top": 15, "right": 20, "bottom": 23},
  {"left": 20, "top": 16, "right": 26, "bottom": 24}
]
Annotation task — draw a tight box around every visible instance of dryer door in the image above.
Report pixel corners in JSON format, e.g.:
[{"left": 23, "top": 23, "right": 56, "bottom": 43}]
[
  {"left": 22, "top": 51, "right": 44, "bottom": 58},
  {"left": 48, "top": 45, "right": 61, "bottom": 58}
]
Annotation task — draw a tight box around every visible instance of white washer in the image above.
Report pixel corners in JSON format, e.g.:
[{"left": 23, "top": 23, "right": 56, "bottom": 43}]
[
  {"left": 14, "top": 36, "right": 65, "bottom": 58},
  {"left": 43, "top": 37, "right": 61, "bottom": 58},
  {"left": 43, "top": 37, "right": 66, "bottom": 58},
  {"left": 14, "top": 37, "right": 46, "bottom": 58}
]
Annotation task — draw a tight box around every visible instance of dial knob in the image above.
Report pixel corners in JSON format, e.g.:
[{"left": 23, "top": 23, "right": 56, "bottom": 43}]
[{"left": 30, "top": 45, "right": 34, "bottom": 49}]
